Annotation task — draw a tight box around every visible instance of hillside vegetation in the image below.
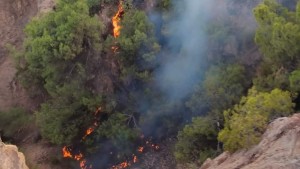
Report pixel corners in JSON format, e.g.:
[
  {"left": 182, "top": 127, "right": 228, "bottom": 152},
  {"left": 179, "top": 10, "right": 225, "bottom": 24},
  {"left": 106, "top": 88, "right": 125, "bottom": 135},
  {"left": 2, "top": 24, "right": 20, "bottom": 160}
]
[{"left": 2, "top": 0, "right": 300, "bottom": 168}]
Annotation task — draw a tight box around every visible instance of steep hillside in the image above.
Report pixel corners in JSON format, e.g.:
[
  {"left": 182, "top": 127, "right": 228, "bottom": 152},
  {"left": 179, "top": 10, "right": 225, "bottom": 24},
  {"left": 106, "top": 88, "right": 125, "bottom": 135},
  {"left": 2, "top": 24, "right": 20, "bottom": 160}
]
[
  {"left": 0, "top": 0, "right": 37, "bottom": 111},
  {"left": 201, "top": 113, "right": 300, "bottom": 169},
  {"left": 3, "top": 0, "right": 300, "bottom": 169}
]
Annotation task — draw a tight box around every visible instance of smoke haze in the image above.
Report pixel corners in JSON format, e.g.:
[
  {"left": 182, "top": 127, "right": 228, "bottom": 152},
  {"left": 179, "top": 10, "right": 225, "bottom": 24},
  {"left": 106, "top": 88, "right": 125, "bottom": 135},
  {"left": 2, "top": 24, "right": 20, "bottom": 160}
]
[{"left": 155, "top": 0, "right": 214, "bottom": 100}]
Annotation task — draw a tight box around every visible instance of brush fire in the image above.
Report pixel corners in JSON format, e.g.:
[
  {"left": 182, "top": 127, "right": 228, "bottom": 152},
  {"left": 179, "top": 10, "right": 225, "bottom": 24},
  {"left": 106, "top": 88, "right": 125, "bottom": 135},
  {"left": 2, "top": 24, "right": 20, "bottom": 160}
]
[
  {"left": 63, "top": 127, "right": 160, "bottom": 169},
  {"left": 61, "top": 2, "right": 160, "bottom": 169},
  {"left": 112, "top": 1, "right": 124, "bottom": 38},
  {"left": 62, "top": 110, "right": 160, "bottom": 169},
  {"left": 111, "top": 0, "right": 124, "bottom": 53},
  {"left": 111, "top": 139, "right": 160, "bottom": 169},
  {"left": 62, "top": 145, "right": 92, "bottom": 169},
  {"left": 62, "top": 107, "right": 101, "bottom": 169}
]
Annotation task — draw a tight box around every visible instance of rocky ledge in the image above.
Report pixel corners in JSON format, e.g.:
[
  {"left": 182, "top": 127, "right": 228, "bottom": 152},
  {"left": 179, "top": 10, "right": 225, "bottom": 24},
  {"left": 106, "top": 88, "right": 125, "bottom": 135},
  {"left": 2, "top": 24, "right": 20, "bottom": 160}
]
[
  {"left": 0, "top": 139, "right": 29, "bottom": 169},
  {"left": 201, "top": 113, "right": 300, "bottom": 169}
]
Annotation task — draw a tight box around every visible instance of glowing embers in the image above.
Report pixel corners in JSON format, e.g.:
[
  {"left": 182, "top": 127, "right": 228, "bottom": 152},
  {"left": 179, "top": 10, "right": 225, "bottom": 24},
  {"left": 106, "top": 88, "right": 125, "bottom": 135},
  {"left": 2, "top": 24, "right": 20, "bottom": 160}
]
[
  {"left": 61, "top": 107, "right": 102, "bottom": 169},
  {"left": 111, "top": 155, "right": 138, "bottom": 169},
  {"left": 82, "top": 125, "right": 97, "bottom": 140},
  {"left": 111, "top": 45, "right": 119, "bottom": 53},
  {"left": 62, "top": 105, "right": 161, "bottom": 169},
  {"left": 62, "top": 146, "right": 72, "bottom": 158},
  {"left": 62, "top": 146, "right": 92, "bottom": 169},
  {"left": 111, "top": 139, "right": 160, "bottom": 169},
  {"left": 112, "top": 1, "right": 124, "bottom": 38},
  {"left": 138, "top": 146, "right": 144, "bottom": 153}
]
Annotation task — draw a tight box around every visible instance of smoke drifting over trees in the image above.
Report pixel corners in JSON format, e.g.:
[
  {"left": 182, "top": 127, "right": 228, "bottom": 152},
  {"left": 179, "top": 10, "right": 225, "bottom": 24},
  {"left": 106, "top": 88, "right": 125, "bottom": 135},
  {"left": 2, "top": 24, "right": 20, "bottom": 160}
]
[
  {"left": 5, "top": 0, "right": 300, "bottom": 168},
  {"left": 155, "top": 0, "right": 213, "bottom": 100}
]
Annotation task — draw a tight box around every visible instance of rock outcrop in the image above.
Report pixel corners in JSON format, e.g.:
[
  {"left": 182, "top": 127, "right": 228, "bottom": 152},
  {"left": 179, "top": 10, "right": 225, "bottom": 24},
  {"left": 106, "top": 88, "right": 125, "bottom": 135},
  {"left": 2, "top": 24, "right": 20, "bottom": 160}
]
[
  {"left": 201, "top": 113, "right": 300, "bottom": 169},
  {"left": 0, "top": 139, "right": 29, "bottom": 169}
]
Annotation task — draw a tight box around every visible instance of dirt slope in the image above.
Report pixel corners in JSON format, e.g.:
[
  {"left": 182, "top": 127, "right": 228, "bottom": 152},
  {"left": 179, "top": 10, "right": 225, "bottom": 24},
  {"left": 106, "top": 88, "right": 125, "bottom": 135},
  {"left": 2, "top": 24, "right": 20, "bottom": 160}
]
[
  {"left": 0, "top": 0, "right": 39, "bottom": 112},
  {"left": 201, "top": 113, "right": 300, "bottom": 169}
]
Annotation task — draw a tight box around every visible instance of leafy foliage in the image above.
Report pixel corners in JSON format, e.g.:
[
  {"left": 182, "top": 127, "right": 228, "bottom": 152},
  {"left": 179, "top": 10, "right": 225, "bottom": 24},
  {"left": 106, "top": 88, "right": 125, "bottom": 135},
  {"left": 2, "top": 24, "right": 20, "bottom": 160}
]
[
  {"left": 0, "top": 108, "right": 33, "bottom": 138},
  {"left": 13, "top": 0, "right": 300, "bottom": 166},
  {"left": 17, "top": 0, "right": 105, "bottom": 145},
  {"left": 186, "top": 63, "right": 248, "bottom": 118},
  {"left": 254, "top": 0, "right": 297, "bottom": 64},
  {"left": 94, "top": 113, "right": 139, "bottom": 158},
  {"left": 218, "top": 87, "right": 294, "bottom": 152},
  {"left": 253, "top": 0, "right": 300, "bottom": 91},
  {"left": 114, "top": 8, "right": 160, "bottom": 83},
  {"left": 175, "top": 117, "right": 218, "bottom": 164},
  {"left": 289, "top": 70, "right": 300, "bottom": 94},
  {"left": 19, "top": 0, "right": 103, "bottom": 95}
]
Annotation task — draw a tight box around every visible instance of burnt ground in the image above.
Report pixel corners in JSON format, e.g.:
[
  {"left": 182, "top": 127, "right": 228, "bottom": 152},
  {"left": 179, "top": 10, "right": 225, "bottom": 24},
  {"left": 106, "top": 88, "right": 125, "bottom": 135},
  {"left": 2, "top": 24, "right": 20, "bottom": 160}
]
[{"left": 130, "top": 138, "right": 177, "bottom": 169}]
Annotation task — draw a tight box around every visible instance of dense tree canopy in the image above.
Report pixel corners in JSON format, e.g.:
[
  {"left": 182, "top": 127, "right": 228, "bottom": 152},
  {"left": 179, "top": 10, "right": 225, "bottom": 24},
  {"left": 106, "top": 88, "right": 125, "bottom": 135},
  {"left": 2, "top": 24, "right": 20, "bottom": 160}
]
[
  {"left": 18, "top": 0, "right": 105, "bottom": 145},
  {"left": 16, "top": 0, "right": 158, "bottom": 165},
  {"left": 11, "top": 0, "right": 300, "bottom": 167},
  {"left": 0, "top": 108, "right": 32, "bottom": 139},
  {"left": 253, "top": 0, "right": 300, "bottom": 91},
  {"left": 218, "top": 87, "right": 294, "bottom": 152},
  {"left": 186, "top": 64, "right": 248, "bottom": 118},
  {"left": 174, "top": 117, "right": 218, "bottom": 163},
  {"left": 114, "top": 8, "right": 160, "bottom": 83}
]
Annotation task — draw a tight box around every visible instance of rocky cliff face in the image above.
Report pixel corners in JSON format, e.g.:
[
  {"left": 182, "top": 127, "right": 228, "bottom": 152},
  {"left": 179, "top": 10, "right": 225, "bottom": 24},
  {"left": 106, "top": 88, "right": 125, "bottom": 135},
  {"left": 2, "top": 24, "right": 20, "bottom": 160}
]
[
  {"left": 0, "top": 139, "right": 29, "bottom": 169},
  {"left": 201, "top": 113, "right": 300, "bottom": 169}
]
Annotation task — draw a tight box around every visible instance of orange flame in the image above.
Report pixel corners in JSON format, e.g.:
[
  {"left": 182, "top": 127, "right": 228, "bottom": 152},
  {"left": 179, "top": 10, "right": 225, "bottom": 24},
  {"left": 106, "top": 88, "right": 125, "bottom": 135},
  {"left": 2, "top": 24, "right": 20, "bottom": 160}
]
[
  {"left": 83, "top": 127, "right": 95, "bottom": 138},
  {"left": 62, "top": 146, "right": 89, "bottom": 169},
  {"left": 62, "top": 146, "right": 73, "bottom": 158},
  {"left": 80, "top": 160, "right": 86, "bottom": 168},
  {"left": 82, "top": 107, "right": 102, "bottom": 140},
  {"left": 112, "top": 161, "right": 129, "bottom": 169},
  {"left": 74, "top": 153, "right": 83, "bottom": 161},
  {"left": 138, "top": 146, "right": 144, "bottom": 153},
  {"left": 133, "top": 156, "right": 137, "bottom": 163},
  {"left": 120, "top": 162, "right": 129, "bottom": 168},
  {"left": 112, "top": 1, "right": 124, "bottom": 38},
  {"left": 94, "top": 107, "right": 102, "bottom": 116},
  {"left": 62, "top": 107, "right": 102, "bottom": 169},
  {"left": 110, "top": 138, "right": 161, "bottom": 169},
  {"left": 80, "top": 159, "right": 92, "bottom": 169}
]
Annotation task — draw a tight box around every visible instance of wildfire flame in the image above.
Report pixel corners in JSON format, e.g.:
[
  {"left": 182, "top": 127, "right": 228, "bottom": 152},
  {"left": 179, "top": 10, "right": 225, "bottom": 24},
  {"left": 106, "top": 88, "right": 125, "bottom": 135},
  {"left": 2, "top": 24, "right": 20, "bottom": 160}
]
[
  {"left": 62, "top": 105, "right": 161, "bottom": 169},
  {"left": 74, "top": 153, "right": 84, "bottom": 161},
  {"left": 111, "top": 155, "right": 137, "bottom": 169},
  {"left": 112, "top": 1, "right": 124, "bottom": 38},
  {"left": 138, "top": 146, "right": 144, "bottom": 152},
  {"left": 94, "top": 107, "right": 102, "bottom": 116},
  {"left": 83, "top": 127, "right": 95, "bottom": 140},
  {"left": 62, "top": 107, "right": 102, "bottom": 169},
  {"left": 133, "top": 155, "right": 137, "bottom": 163},
  {"left": 62, "top": 146, "right": 91, "bottom": 169},
  {"left": 62, "top": 146, "right": 72, "bottom": 158},
  {"left": 111, "top": 139, "right": 160, "bottom": 169},
  {"left": 80, "top": 160, "right": 89, "bottom": 169}
]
